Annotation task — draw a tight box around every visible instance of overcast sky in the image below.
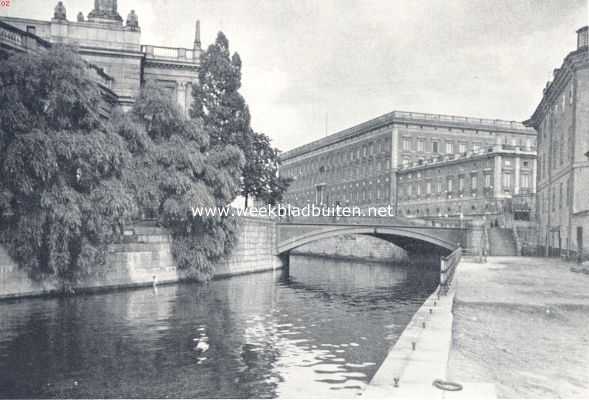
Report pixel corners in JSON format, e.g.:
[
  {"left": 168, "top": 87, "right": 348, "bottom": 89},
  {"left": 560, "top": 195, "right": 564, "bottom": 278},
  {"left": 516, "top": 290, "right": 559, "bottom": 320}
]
[{"left": 3, "top": 0, "right": 588, "bottom": 151}]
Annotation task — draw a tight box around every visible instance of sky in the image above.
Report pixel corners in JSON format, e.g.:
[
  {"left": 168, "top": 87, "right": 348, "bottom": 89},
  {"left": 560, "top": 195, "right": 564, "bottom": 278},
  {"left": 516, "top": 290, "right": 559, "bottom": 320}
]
[{"left": 2, "top": 0, "right": 588, "bottom": 152}]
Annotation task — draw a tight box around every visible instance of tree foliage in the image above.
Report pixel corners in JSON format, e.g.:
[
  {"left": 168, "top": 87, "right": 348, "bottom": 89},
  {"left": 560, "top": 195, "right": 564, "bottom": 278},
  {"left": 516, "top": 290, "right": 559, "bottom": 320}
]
[
  {"left": 190, "top": 31, "right": 251, "bottom": 149},
  {"left": 241, "top": 131, "right": 292, "bottom": 207},
  {"left": 191, "top": 31, "right": 290, "bottom": 205},
  {"left": 114, "top": 83, "right": 243, "bottom": 280},
  {"left": 0, "top": 46, "right": 136, "bottom": 289},
  {"left": 0, "top": 33, "right": 289, "bottom": 288}
]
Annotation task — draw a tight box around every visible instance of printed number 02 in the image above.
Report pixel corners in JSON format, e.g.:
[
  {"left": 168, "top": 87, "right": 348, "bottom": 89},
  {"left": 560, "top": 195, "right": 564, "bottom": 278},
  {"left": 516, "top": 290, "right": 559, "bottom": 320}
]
[{"left": 0, "top": 0, "right": 11, "bottom": 7}]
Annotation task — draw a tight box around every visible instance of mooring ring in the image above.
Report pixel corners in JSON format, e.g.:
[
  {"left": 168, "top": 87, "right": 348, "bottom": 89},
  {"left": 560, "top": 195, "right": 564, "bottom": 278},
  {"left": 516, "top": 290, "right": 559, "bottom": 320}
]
[{"left": 432, "top": 379, "right": 463, "bottom": 391}]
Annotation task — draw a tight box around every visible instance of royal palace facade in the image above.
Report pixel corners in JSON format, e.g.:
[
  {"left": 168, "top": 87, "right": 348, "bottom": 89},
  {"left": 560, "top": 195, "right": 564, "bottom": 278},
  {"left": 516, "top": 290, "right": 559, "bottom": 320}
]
[
  {"left": 396, "top": 144, "right": 536, "bottom": 226},
  {"left": 525, "top": 26, "right": 589, "bottom": 260},
  {"left": 0, "top": 0, "right": 202, "bottom": 114},
  {"left": 280, "top": 111, "right": 537, "bottom": 222}
]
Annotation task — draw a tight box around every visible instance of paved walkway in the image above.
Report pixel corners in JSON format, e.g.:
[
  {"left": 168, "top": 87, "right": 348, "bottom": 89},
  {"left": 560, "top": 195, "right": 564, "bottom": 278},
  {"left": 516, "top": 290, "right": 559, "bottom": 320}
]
[
  {"left": 448, "top": 257, "right": 589, "bottom": 398},
  {"left": 362, "top": 283, "right": 496, "bottom": 399}
]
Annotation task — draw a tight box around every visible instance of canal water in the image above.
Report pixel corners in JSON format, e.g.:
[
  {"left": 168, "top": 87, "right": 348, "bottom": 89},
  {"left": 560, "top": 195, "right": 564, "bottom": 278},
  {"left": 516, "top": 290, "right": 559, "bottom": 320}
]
[{"left": 0, "top": 255, "right": 438, "bottom": 398}]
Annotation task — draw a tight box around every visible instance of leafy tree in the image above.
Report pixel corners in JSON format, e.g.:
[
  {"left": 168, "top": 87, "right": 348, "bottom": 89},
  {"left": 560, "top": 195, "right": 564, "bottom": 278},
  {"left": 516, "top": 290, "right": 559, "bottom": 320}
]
[
  {"left": 192, "top": 31, "right": 291, "bottom": 206},
  {"left": 191, "top": 31, "right": 251, "bottom": 149},
  {"left": 241, "top": 131, "right": 292, "bottom": 207},
  {"left": 0, "top": 46, "right": 136, "bottom": 290},
  {"left": 114, "top": 83, "right": 244, "bottom": 280}
]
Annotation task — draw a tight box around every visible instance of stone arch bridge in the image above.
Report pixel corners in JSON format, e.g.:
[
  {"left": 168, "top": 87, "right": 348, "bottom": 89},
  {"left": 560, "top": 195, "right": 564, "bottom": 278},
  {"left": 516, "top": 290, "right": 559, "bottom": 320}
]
[{"left": 276, "top": 217, "right": 467, "bottom": 258}]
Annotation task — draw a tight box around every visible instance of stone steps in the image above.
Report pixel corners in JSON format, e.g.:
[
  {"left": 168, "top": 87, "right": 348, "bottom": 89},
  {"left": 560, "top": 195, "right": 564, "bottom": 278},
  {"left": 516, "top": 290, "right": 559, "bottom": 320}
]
[{"left": 488, "top": 228, "right": 517, "bottom": 256}]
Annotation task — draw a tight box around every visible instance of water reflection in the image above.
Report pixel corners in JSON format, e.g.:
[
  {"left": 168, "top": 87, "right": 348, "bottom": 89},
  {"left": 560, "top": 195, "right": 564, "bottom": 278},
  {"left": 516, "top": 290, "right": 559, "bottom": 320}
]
[{"left": 0, "top": 256, "right": 437, "bottom": 398}]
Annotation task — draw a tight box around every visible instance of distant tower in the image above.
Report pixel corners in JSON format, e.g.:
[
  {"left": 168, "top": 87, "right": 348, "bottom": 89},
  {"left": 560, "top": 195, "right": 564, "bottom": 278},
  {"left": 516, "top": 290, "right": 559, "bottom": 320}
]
[
  {"left": 193, "top": 20, "right": 202, "bottom": 61},
  {"left": 194, "top": 20, "right": 201, "bottom": 50},
  {"left": 88, "top": 0, "right": 122, "bottom": 23}
]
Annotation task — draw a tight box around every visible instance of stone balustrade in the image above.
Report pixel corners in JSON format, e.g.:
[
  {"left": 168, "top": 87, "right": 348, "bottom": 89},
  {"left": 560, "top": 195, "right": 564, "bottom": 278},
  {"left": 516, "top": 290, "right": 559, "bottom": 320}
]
[
  {"left": 0, "top": 21, "right": 50, "bottom": 54},
  {"left": 141, "top": 45, "right": 197, "bottom": 61}
]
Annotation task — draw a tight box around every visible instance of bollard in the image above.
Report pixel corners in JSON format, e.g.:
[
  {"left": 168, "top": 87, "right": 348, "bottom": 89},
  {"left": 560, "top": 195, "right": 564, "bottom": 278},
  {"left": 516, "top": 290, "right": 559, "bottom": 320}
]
[
  {"left": 393, "top": 377, "right": 399, "bottom": 388},
  {"left": 433, "top": 300, "right": 437, "bottom": 307},
  {"left": 422, "top": 321, "right": 426, "bottom": 328},
  {"left": 429, "top": 308, "right": 433, "bottom": 314},
  {"left": 412, "top": 341, "right": 416, "bottom": 351}
]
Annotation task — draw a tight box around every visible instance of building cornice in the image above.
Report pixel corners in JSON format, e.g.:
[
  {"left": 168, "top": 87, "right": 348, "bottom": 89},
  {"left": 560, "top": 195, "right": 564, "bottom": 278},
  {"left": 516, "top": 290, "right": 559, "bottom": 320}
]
[
  {"left": 282, "top": 110, "right": 535, "bottom": 162},
  {"left": 143, "top": 59, "right": 199, "bottom": 71},
  {"left": 526, "top": 48, "right": 589, "bottom": 128},
  {"left": 78, "top": 45, "right": 144, "bottom": 59}
]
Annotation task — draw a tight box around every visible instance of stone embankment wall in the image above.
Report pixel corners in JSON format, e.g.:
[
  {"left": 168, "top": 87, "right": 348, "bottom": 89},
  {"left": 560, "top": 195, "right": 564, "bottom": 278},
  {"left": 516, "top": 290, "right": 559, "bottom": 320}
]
[
  {"left": 214, "top": 217, "right": 284, "bottom": 277},
  {"left": 0, "top": 217, "right": 284, "bottom": 300},
  {"left": 290, "top": 234, "right": 408, "bottom": 263}
]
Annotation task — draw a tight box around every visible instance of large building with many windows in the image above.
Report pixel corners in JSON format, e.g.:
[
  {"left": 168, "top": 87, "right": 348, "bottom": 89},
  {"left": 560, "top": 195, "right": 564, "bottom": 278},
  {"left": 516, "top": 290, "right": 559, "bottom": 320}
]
[
  {"left": 0, "top": 0, "right": 202, "bottom": 113},
  {"left": 525, "top": 26, "right": 589, "bottom": 260},
  {"left": 280, "top": 111, "right": 537, "bottom": 213},
  {"left": 396, "top": 144, "right": 536, "bottom": 226}
]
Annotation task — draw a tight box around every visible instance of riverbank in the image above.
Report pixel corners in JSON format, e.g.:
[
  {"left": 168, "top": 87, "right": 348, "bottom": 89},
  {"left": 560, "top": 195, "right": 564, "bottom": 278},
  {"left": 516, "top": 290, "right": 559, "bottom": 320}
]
[
  {"left": 0, "top": 217, "right": 284, "bottom": 300},
  {"left": 447, "top": 257, "right": 589, "bottom": 398},
  {"left": 362, "top": 278, "right": 495, "bottom": 399}
]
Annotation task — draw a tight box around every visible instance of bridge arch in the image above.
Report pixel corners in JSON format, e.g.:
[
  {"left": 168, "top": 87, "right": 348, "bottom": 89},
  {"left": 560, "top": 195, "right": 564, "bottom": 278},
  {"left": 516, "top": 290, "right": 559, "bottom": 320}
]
[{"left": 276, "top": 225, "right": 460, "bottom": 255}]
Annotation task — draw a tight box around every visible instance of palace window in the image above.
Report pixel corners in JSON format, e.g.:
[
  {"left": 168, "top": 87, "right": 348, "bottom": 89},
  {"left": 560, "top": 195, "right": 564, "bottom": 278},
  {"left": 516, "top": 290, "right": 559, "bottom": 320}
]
[
  {"left": 446, "top": 142, "right": 454, "bottom": 154},
  {"left": 402, "top": 138, "right": 411, "bottom": 151},
  {"left": 432, "top": 141, "right": 440, "bottom": 153},
  {"left": 521, "top": 174, "right": 530, "bottom": 189},
  {"left": 447, "top": 178, "right": 453, "bottom": 192},
  {"left": 473, "top": 143, "right": 480, "bottom": 152},
  {"left": 417, "top": 139, "right": 425, "bottom": 152},
  {"left": 484, "top": 174, "right": 491, "bottom": 187},
  {"left": 503, "top": 173, "right": 512, "bottom": 189},
  {"left": 471, "top": 175, "right": 478, "bottom": 190},
  {"left": 459, "top": 143, "right": 467, "bottom": 153}
]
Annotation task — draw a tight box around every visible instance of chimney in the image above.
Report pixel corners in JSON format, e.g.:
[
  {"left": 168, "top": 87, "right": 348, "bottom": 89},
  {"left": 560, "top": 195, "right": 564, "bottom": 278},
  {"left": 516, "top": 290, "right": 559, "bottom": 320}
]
[
  {"left": 194, "top": 20, "right": 201, "bottom": 50},
  {"left": 577, "top": 26, "right": 588, "bottom": 50}
]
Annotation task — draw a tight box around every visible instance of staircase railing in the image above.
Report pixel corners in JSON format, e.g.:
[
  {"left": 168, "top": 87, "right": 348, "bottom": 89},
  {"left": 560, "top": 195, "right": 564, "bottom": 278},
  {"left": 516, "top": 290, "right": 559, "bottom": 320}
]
[{"left": 439, "top": 246, "right": 462, "bottom": 295}]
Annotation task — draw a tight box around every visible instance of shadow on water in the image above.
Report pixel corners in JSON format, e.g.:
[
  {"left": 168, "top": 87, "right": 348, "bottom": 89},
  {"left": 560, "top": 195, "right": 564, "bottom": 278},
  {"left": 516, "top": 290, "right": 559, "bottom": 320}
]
[{"left": 0, "top": 256, "right": 437, "bottom": 398}]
